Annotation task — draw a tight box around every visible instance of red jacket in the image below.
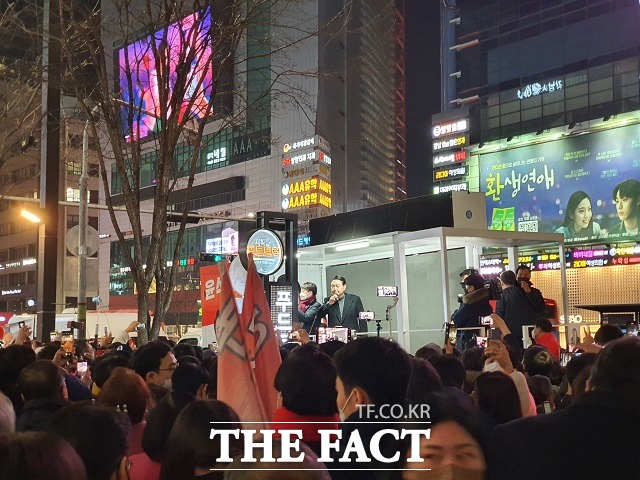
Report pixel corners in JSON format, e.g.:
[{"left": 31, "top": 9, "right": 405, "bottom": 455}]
[{"left": 535, "top": 332, "right": 560, "bottom": 360}]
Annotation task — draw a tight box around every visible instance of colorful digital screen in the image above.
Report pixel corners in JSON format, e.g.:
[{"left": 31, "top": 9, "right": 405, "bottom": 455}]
[
  {"left": 481, "top": 124, "right": 640, "bottom": 244},
  {"left": 116, "top": 9, "right": 214, "bottom": 142}
]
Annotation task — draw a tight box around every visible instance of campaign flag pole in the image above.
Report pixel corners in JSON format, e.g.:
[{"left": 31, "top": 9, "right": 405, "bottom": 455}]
[
  {"left": 241, "top": 254, "right": 282, "bottom": 421},
  {"left": 213, "top": 260, "right": 267, "bottom": 427}
]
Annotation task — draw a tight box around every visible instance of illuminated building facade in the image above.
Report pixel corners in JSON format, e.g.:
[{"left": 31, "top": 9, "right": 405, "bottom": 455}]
[
  {"left": 99, "top": 0, "right": 406, "bottom": 320},
  {"left": 437, "top": 0, "right": 640, "bottom": 328}
]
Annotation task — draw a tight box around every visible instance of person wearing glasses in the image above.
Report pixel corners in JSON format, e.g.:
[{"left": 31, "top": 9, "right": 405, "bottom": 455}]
[{"left": 130, "top": 341, "right": 178, "bottom": 391}]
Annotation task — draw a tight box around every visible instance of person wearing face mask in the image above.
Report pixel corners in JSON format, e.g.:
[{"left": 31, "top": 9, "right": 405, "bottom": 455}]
[
  {"left": 130, "top": 341, "right": 178, "bottom": 401},
  {"left": 451, "top": 274, "right": 493, "bottom": 350},
  {"left": 400, "top": 393, "right": 488, "bottom": 480},
  {"left": 297, "top": 282, "right": 323, "bottom": 333},
  {"left": 331, "top": 337, "right": 414, "bottom": 480}
]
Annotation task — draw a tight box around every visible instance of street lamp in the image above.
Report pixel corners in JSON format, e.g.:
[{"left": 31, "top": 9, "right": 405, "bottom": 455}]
[
  {"left": 78, "top": 105, "right": 100, "bottom": 327},
  {"left": 21, "top": 209, "right": 43, "bottom": 223}
]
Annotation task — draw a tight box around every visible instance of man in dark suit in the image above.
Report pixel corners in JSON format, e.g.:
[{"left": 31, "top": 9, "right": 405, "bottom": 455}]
[
  {"left": 316, "top": 276, "right": 366, "bottom": 332},
  {"left": 489, "top": 336, "right": 640, "bottom": 480}
]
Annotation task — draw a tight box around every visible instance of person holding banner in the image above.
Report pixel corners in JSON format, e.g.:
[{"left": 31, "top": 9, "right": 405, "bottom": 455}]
[
  {"left": 555, "top": 191, "right": 602, "bottom": 240},
  {"left": 609, "top": 178, "right": 640, "bottom": 236}
]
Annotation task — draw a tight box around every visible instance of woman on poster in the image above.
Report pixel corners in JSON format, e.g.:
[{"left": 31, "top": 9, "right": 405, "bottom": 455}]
[
  {"left": 609, "top": 179, "right": 640, "bottom": 236},
  {"left": 555, "top": 191, "right": 602, "bottom": 240}
]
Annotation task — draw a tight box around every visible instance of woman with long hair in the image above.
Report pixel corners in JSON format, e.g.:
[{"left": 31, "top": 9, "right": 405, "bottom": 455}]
[{"left": 555, "top": 190, "right": 602, "bottom": 239}]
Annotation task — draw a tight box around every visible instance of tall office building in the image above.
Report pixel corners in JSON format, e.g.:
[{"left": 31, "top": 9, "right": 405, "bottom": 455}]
[
  {"left": 435, "top": 0, "right": 640, "bottom": 327},
  {"left": 99, "top": 0, "right": 406, "bottom": 319},
  {"left": 0, "top": 1, "right": 101, "bottom": 321}
]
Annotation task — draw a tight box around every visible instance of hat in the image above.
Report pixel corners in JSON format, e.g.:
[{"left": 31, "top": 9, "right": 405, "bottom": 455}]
[{"left": 464, "top": 273, "right": 486, "bottom": 290}]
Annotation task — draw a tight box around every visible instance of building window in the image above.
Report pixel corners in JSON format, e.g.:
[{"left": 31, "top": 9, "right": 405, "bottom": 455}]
[{"left": 66, "top": 188, "right": 81, "bottom": 203}]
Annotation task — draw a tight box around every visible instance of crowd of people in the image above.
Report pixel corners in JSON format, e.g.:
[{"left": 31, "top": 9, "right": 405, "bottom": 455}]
[{"left": 1, "top": 299, "right": 638, "bottom": 480}]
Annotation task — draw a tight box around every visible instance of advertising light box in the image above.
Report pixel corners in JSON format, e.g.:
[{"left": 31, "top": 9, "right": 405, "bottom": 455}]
[
  {"left": 281, "top": 177, "right": 332, "bottom": 210},
  {"left": 116, "top": 9, "right": 213, "bottom": 142},
  {"left": 481, "top": 124, "right": 640, "bottom": 244}
]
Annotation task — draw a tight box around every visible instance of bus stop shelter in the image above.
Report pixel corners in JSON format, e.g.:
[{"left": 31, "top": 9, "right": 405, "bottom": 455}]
[{"left": 299, "top": 227, "right": 568, "bottom": 352}]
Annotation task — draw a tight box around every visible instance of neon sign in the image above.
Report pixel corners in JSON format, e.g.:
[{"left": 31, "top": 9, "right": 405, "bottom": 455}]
[
  {"left": 434, "top": 182, "right": 467, "bottom": 194},
  {"left": 433, "top": 134, "right": 468, "bottom": 152},
  {"left": 433, "top": 150, "right": 467, "bottom": 166},
  {"left": 433, "top": 166, "right": 466, "bottom": 182},
  {"left": 283, "top": 137, "right": 314, "bottom": 153},
  {"left": 432, "top": 119, "right": 468, "bottom": 138},
  {"left": 517, "top": 80, "right": 563, "bottom": 100}
]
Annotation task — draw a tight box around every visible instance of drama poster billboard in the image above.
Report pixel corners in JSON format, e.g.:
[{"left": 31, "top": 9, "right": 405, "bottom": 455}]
[{"left": 481, "top": 124, "right": 640, "bottom": 244}]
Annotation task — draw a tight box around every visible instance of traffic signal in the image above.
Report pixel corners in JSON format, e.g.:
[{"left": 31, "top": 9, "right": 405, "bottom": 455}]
[
  {"left": 166, "top": 211, "right": 202, "bottom": 224},
  {"left": 199, "top": 253, "right": 223, "bottom": 263}
]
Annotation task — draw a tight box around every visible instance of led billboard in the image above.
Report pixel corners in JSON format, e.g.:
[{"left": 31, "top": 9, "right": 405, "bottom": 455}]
[
  {"left": 481, "top": 124, "right": 640, "bottom": 243},
  {"left": 116, "top": 9, "right": 214, "bottom": 142}
]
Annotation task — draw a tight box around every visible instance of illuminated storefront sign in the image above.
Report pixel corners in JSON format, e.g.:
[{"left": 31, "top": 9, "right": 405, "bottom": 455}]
[
  {"left": 432, "top": 119, "right": 468, "bottom": 138},
  {"left": 282, "top": 193, "right": 332, "bottom": 210},
  {"left": 283, "top": 137, "right": 315, "bottom": 153},
  {"left": 479, "top": 246, "right": 640, "bottom": 274},
  {"left": 433, "top": 166, "right": 466, "bottom": 182},
  {"left": 318, "top": 151, "right": 331, "bottom": 165},
  {"left": 433, "top": 150, "right": 467, "bottom": 166},
  {"left": 1, "top": 289, "right": 22, "bottom": 295},
  {"left": 205, "top": 228, "right": 238, "bottom": 255},
  {"left": 433, "top": 182, "right": 467, "bottom": 194},
  {"left": 517, "top": 80, "right": 563, "bottom": 100},
  {"left": 206, "top": 146, "right": 227, "bottom": 165},
  {"left": 282, "top": 163, "right": 330, "bottom": 179},
  {"left": 281, "top": 178, "right": 332, "bottom": 210},
  {"left": 247, "top": 229, "right": 284, "bottom": 275},
  {"left": 280, "top": 135, "right": 332, "bottom": 212},
  {"left": 282, "top": 151, "right": 315, "bottom": 166},
  {"left": 433, "top": 134, "right": 468, "bottom": 152},
  {"left": 22, "top": 258, "right": 36, "bottom": 266},
  {"left": 270, "top": 284, "right": 294, "bottom": 343}
]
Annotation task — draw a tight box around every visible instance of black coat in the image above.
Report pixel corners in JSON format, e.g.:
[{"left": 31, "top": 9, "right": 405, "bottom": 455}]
[
  {"left": 495, "top": 285, "right": 545, "bottom": 340},
  {"left": 329, "top": 411, "right": 406, "bottom": 480},
  {"left": 489, "top": 391, "right": 640, "bottom": 480},
  {"left": 297, "top": 298, "right": 322, "bottom": 333},
  {"left": 452, "top": 288, "right": 493, "bottom": 348},
  {"left": 317, "top": 293, "right": 366, "bottom": 332},
  {"left": 452, "top": 288, "right": 493, "bottom": 328},
  {"left": 16, "top": 396, "right": 68, "bottom": 432}
]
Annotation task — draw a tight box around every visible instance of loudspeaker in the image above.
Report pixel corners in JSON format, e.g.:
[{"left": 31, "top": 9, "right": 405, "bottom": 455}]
[{"left": 450, "top": 191, "right": 487, "bottom": 229}]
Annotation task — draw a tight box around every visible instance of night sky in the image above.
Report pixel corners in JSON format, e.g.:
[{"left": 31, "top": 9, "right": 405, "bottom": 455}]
[{"left": 405, "top": 1, "right": 441, "bottom": 198}]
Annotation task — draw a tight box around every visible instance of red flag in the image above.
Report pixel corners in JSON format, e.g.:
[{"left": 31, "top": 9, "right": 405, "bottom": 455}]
[
  {"left": 241, "top": 255, "right": 282, "bottom": 421},
  {"left": 214, "top": 261, "right": 267, "bottom": 425},
  {"left": 199, "top": 265, "right": 221, "bottom": 327}
]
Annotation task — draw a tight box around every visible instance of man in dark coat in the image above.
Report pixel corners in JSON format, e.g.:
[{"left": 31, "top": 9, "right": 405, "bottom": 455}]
[
  {"left": 452, "top": 273, "right": 493, "bottom": 349},
  {"left": 297, "top": 281, "right": 323, "bottom": 333},
  {"left": 489, "top": 336, "right": 640, "bottom": 480},
  {"left": 495, "top": 270, "right": 545, "bottom": 349},
  {"left": 329, "top": 337, "right": 415, "bottom": 480},
  {"left": 16, "top": 360, "right": 68, "bottom": 432},
  {"left": 316, "top": 276, "right": 366, "bottom": 332}
]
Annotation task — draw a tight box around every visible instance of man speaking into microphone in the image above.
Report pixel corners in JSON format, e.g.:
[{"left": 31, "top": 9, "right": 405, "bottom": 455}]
[{"left": 317, "top": 276, "right": 367, "bottom": 332}]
